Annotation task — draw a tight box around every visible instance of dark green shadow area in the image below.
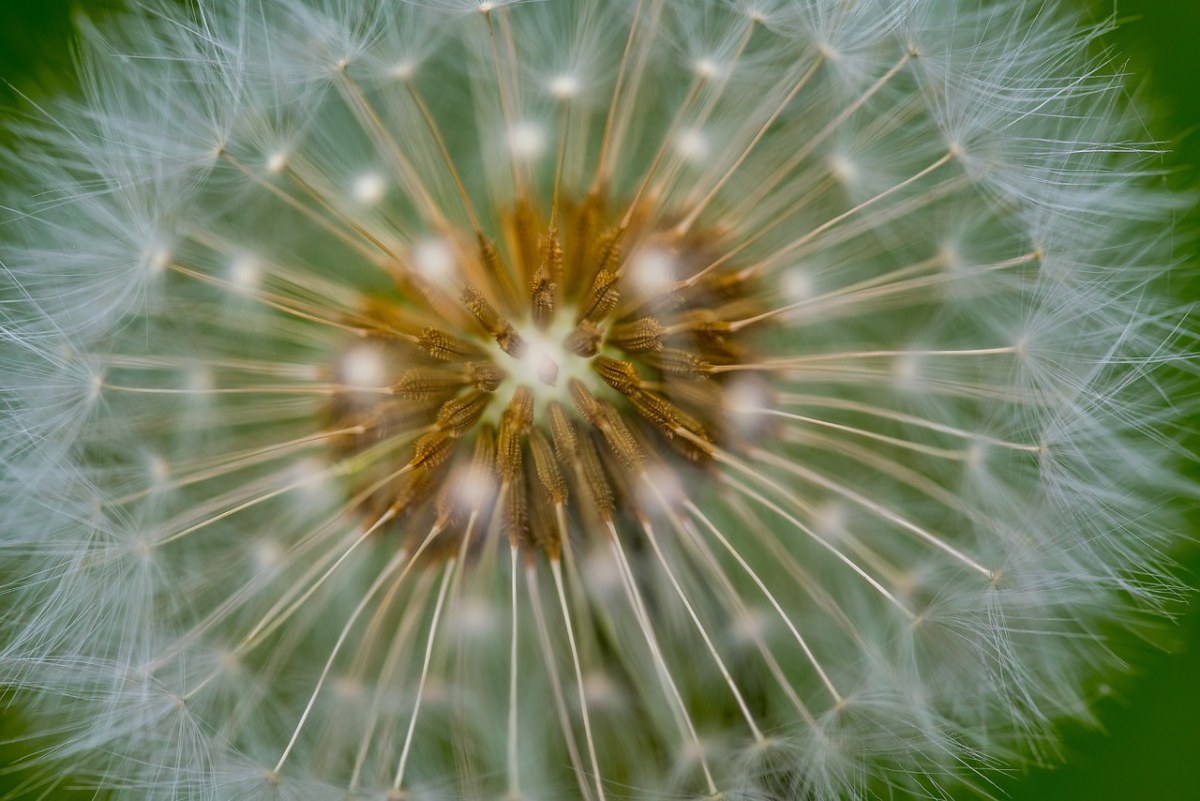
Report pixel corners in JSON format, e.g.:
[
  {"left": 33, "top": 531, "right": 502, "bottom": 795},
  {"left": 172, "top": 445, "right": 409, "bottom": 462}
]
[
  {"left": 0, "top": 0, "right": 1197, "bottom": 798},
  {"left": 0, "top": 0, "right": 123, "bottom": 105}
]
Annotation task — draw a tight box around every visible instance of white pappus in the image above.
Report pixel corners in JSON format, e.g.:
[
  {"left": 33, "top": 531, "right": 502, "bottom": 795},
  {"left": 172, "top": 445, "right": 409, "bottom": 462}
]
[{"left": 0, "top": 1, "right": 1195, "bottom": 800}]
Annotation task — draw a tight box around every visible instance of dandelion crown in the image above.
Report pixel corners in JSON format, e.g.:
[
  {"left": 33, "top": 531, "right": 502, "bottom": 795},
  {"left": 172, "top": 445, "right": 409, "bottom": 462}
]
[{"left": 0, "top": 1, "right": 1192, "bottom": 800}]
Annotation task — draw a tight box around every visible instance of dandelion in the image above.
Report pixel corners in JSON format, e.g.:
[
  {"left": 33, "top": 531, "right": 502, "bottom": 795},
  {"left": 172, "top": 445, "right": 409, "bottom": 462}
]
[{"left": 0, "top": 1, "right": 1193, "bottom": 799}]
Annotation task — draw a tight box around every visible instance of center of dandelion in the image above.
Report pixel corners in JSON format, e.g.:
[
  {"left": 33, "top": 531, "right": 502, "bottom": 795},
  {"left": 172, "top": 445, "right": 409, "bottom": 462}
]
[
  {"left": 325, "top": 195, "right": 764, "bottom": 555},
  {"left": 494, "top": 315, "right": 572, "bottom": 391}
]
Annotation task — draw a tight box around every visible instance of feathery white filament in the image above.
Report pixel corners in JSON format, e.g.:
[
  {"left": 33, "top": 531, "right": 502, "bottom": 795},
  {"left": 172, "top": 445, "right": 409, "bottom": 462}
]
[{"left": 0, "top": 2, "right": 1191, "bottom": 800}]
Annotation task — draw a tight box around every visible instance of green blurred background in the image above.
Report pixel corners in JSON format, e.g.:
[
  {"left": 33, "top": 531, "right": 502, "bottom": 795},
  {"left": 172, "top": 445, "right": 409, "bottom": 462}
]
[{"left": 0, "top": 1, "right": 1196, "bottom": 798}]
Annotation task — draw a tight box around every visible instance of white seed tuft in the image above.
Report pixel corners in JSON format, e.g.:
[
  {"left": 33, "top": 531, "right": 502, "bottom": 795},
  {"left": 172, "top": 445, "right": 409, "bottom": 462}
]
[
  {"left": 0, "top": 2, "right": 1193, "bottom": 800},
  {"left": 351, "top": 172, "right": 387, "bottom": 205},
  {"left": 508, "top": 122, "right": 547, "bottom": 161}
]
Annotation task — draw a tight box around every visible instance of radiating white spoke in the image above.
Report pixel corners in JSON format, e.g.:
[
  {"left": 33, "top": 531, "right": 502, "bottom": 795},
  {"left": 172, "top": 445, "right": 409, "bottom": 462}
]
[
  {"left": 724, "top": 52, "right": 915, "bottom": 222},
  {"left": 272, "top": 535, "right": 411, "bottom": 774},
  {"left": 776, "top": 392, "right": 1043, "bottom": 453},
  {"left": 334, "top": 73, "right": 447, "bottom": 231},
  {"left": 750, "top": 446, "right": 994, "bottom": 577},
  {"left": 223, "top": 153, "right": 394, "bottom": 266},
  {"left": 346, "top": 569, "right": 437, "bottom": 791},
  {"left": 526, "top": 560, "right": 593, "bottom": 801},
  {"left": 681, "top": 498, "right": 843, "bottom": 704},
  {"left": 155, "top": 462, "right": 343, "bottom": 548},
  {"left": 719, "top": 471, "right": 914, "bottom": 618},
  {"left": 551, "top": 558, "right": 607, "bottom": 801},
  {"left": 591, "top": 0, "right": 665, "bottom": 191},
  {"left": 674, "top": 55, "right": 825, "bottom": 234},
  {"left": 392, "top": 557, "right": 458, "bottom": 792},
  {"left": 607, "top": 521, "right": 718, "bottom": 796},
  {"left": 672, "top": 514, "right": 817, "bottom": 724},
  {"left": 507, "top": 544, "right": 522, "bottom": 798},
  {"left": 633, "top": 499, "right": 765, "bottom": 742},
  {"left": 742, "top": 408, "right": 975, "bottom": 461},
  {"left": 111, "top": 426, "right": 363, "bottom": 506}
]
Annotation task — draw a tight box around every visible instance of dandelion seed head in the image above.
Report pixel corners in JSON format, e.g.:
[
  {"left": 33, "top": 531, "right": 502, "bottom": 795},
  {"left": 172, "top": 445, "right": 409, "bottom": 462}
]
[
  {"left": 0, "top": 0, "right": 1194, "bottom": 799},
  {"left": 146, "top": 453, "right": 171, "bottom": 487},
  {"left": 892, "top": 351, "right": 923, "bottom": 390},
  {"left": 781, "top": 266, "right": 815, "bottom": 303},
  {"left": 549, "top": 73, "right": 581, "bottom": 99},
  {"left": 266, "top": 150, "right": 289, "bottom": 175},
  {"left": 253, "top": 538, "right": 286, "bottom": 572},
  {"left": 339, "top": 346, "right": 388, "bottom": 389},
  {"left": 141, "top": 244, "right": 173, "bottom": 277},
  {"left": 693, "top": 57, "right": 722, "bottom": 80},
  {"left": 228, "top": 255, "right": 262, "bottom": 293},
  {"left": 827, "top": 153, "right": 858, "bottom": 185},
  {"left": 351, "top": 172, "right": 388, "bottom": 205},
  {"left": 507, "top": 121, "right": 547, "bottom": 161},
  {"left": 388, "top": 60, "right": 417, "bottom": 81},
  {"left": 628, "top": 246, "right": 677, "bottom": 295},
  {"left": 675, "top": 127, "right": 711, "bottom": 163},
  {"left": 410, "top": 237, "right": 458, "bottom": 283}
]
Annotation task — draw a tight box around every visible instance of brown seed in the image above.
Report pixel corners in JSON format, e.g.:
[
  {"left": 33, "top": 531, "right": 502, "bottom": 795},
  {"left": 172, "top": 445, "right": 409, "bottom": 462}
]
[
  {"left": 389, "top": 468, "right": 438, "bottom": 519},
  {"left": 496, "top": 387, "right": 533, "bottom": 480},
  {"left": 543, "top": 226, "right": 564, "bottom": 289},
  {"left": 411, "top": 429, "right": 455, "bottom": 471},
  {"left": 579, "top": 269, "right": 620, "bottom": 323},
  {"left": 394, "top": 368, "right": 468, "bottom": 399},
  {"left": 643, "top": 347, "right": 713, "bottom": 378},
  {"left": 530, "top": 430, "right": 567, "bottom": 504},
  {"left": 564, "top": 321, "right": 602, "bottom": 357},
  {"left": 503, "top": 466, "right": 529, "bottom": 547},
  {"left": 530, "top": 275, "right": 557, "bottom": 330},
  {"left": 577, "top": 433, "right": 614, "bottom": 520},
  {"left": 476, "top": 232, "right": 520, "bottom": 309},
  {"left": 419, "top": 327, "right": 482, "bottom": 362},
  {"left": 435, "top": 390, "right": 491, "bottom": 436},
  {"left": 568, "top": 378, "right": 604, "bottom": 425},
  {"left": 607, "top": 316, "right": 664, "bottom": 352},
  {"left": 507, "top": 198, "right": 542, "bottom": 288},
  {"left": 494, "top": 323, "right": 527, "bottom": 358},
  {"left": 593, "top": 356, "right": 642, "bottom": 395},
  {"left": 604, "top": 406, "right": 643, "bottom": 467},
  {"left": 465, "top": 361, "right": 504, "bottom": 392},
  {"left": 461, "top": 284, "right": 500, "bottom": 331},
  {"left": 627, "top": 388, "right": 681, "bottom": 438},
  {"left": 672, "top": 309, "right": 732, "bottom": 343},
  {"left": 547, "top": 402, "right": 578, "bottom": 461}
]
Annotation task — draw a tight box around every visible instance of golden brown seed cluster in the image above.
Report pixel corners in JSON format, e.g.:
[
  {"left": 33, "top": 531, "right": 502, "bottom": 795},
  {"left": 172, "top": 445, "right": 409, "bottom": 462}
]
[{"left": 326, "top": 195, "right": 765, "bottom": 557}]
